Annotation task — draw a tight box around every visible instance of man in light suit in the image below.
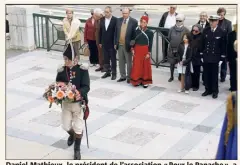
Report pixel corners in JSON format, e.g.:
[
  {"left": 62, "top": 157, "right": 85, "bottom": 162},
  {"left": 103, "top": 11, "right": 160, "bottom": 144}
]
[{"left": 115, "top": 7, "right": 138, "bottom": 83}]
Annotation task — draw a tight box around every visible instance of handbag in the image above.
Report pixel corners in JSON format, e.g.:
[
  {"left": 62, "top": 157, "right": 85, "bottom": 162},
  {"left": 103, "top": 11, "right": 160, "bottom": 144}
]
[{"left": 83, "top": 46, "right": 90, "bottom": 56}]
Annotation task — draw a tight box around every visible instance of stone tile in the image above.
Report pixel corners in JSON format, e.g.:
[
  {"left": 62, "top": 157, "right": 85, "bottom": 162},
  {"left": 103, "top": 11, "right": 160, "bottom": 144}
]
[
  {"left": 192, "top": 125, "right": 214, "bottom": 133},
  {"left": 7, "top": 127, "right": 59, "bottom": 146},
  {"left": 87, "top": 135, "right": 141, "bottom": 156},
  {"left": 7, "top": 69, "right": 33, "bottom": 82},
  {"left": 87, "top": 113, "right": 119, "bottom": 135},
  {"left": 83, "top": 148, "right": 115, "bottom": 159},
  {"left": 112, "top": 127, "right": 159, "bottom": 146},
  {"left": 90, "top": 75, "right": 100, "bottom": 81},
  {"left": 6, "top": 136, "right": 57, "bottom": 159},
  {"left": 7, "top": 97, "right": 45, "bottom": 119},
  {"left": 209, "top": 127, "right": 221, "bottom": 136},
  {"left": 51, "top": 139, "right": 69, "bottom": 149},
  {"left": 198, "top": 103, "right": 225, "bottom": 128},
  {"left": 42, "top": 148, "right": 73, "bottom": 160},
  {"left": 183, "top": 134, "right": 220, "bottom": 159},
  {"left": 92, "top": 117, "right": 138, "bottom": 139},
  {"left": 89, "top": 88, "right": 123, "bottom": 99},
  {"left": 7, "top": 88, "right": 40, "bottom": 98},
  {"left": 150, "top": 86, "right": 166, "bottom": 91},
  {"left": 29, "top": 66, "right": 44, "bottom": 71},
  {"left": 24, "top": 77, "right": 54, "bottom": 88},
  {"left": 159, "top": 131, "right": 207, "bottom": 159},
  {"left": 160, "top": 100, "right": 199, "bottom": 114},
  {"left": 131, "top": 121, "right": 189, "bottom": 159},
  {"left": 31, "top": 111, "right": 61, "bottom": 127},
  {"left": 108, "top": 109, "right": 128, "bottom": 116},
  {"left": 155, "top": 117, "right": 197, "bottom": 130},
  {"left": 123, "top": 111, "right": 160, "bottom": 123},
  {"left": 118, "top": 90, "right": 161, "bottom": 111}
]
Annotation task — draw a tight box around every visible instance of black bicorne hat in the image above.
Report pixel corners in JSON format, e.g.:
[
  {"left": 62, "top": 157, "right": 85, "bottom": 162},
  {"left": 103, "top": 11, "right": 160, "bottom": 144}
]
[{"left": 63, "top": 44, "right": 74, "bottom": 60}]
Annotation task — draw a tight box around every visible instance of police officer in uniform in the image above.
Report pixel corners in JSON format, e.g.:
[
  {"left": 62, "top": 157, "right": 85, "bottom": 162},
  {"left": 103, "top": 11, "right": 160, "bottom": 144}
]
[
  {"left": 200, "top": 15, "right": 226, "bottom": 99},
  {"left": 56, "top": 43, "right": 90, "bottom": 160}
]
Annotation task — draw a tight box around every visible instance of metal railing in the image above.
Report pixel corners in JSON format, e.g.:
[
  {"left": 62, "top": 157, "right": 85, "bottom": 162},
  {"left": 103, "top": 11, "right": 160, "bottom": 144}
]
[{"left": 33, "top": 13, "right": 170, "bottom": 68}]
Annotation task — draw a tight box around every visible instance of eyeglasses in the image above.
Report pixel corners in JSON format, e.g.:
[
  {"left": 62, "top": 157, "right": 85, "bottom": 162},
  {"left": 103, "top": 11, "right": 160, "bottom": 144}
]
[
  {"left": 176, "top": 20, "right": 182, "bottom": 22},
  {"left": 170, "top": 7, "right": 176, "bottom": 9},
  {"left": 192, "top": 30, "right": 199, "bottom": 33}
]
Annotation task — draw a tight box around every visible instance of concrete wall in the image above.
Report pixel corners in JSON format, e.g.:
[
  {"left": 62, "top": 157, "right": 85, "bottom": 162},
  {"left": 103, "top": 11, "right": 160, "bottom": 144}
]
[{"left": 6, "top": 5, "right": 40, "bottom": 51}]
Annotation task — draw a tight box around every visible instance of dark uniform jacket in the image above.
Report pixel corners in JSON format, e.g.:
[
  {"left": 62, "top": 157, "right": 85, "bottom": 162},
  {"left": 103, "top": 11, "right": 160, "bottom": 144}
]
[
  {"left": 56, "top": 64, "right": 90, "bottom": 103},
  {"left": 227, "top": 31, "right": 237, "bottom": 63},
  {"left": 200, "top": 26, "right": 226, "bottom": 63},
  {"left": 134, "top": 27, "right": 154, "bottom": 52}
]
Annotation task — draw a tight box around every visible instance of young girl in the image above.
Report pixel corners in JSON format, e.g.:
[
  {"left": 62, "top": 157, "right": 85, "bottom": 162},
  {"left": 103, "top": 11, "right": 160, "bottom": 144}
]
[{"left": 177, "top": 33, "right": 193, "bottom": 94}]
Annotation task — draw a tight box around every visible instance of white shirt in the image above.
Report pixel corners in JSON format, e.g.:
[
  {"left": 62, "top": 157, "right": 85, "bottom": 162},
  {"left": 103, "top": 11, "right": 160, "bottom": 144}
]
[
  {"left": 199, "top": 21, "right": 207, "bottom": 28},
  {"left": 182, "top": 44, "right": 188, "bottom": 60},
  {"left": 123, "top": 17, "right": 130, "bottom": 24},
  {"left": 211, "top": 26, "right": 218, "bottom": 32},
  {"left": 105, "top": 16, "right": 112, "bottom": 31},
  {"left": 164, "top": 12, "right": 176, "bottom": 28}
]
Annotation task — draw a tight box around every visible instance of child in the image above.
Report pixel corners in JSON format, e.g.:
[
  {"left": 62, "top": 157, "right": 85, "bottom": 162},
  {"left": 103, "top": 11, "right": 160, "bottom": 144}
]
[{"left": 177, "top": 33, "right": 193, "bottom": 94}]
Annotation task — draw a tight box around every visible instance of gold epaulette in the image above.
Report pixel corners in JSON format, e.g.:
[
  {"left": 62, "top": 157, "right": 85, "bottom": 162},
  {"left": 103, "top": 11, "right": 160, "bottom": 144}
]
[
  {"left": 57, "top": 65, "right": 64, "bottom": 73},
  {"left": 79, "top": 63, "right": 89, "bottom": 70}
]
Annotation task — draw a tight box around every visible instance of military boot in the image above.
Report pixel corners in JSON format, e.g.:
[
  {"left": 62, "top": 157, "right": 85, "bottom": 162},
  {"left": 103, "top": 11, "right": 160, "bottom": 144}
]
[{"left": 74, "top": 134, "right": 82, "bottom": 160}]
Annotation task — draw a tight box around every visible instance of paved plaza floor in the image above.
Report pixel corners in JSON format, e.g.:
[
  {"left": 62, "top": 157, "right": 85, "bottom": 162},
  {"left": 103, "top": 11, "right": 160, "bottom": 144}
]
[{"left": 6, "top": 49, "right": 230, "bottom": 159}]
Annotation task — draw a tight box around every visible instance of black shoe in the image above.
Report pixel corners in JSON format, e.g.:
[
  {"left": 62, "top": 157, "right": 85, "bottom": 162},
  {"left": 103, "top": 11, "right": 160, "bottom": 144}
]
[
  {"left": 67, "top": 129, "right": 75, "bottom": 146},
  {"left": 202, "top": 91, "right": 212, "bottom": 96},
  {"left": 212, "top": 93, "right": 218, "bottom": 99},
  {"left": 74, "top": 137, "right": 82, "bottom": 160},
  {"left": 117, "top": 78, "right": 126, "bottom": 82},
  {"left": 127, "top": 79, "right": 130, "bottom": 83},
  {"left": 101, "top": 72, "right": 111, "bottom": 79},
  {"left": 143, "top": 84, "right": 149, "bottom": 88},
  {"left": 192, "top": 88, "right": 199, "bottom": 91},
  {"left": 168, "top": 77, "right": 174, "bottom": 82},
  {"left": 111, "top": 74, "right": 116, "bottom": 80},
  {"left": 220, "top": 79, "right": 225, "bottom": 82}
]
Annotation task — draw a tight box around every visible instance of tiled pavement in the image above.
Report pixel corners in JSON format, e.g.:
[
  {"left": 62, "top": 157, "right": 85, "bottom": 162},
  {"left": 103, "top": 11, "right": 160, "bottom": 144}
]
[{"left": 6, "top": 49, "right": 229, "bottom": 159}]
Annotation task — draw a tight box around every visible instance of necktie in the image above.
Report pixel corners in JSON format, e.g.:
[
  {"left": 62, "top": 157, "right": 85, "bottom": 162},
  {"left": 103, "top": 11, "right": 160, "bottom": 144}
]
[
  {"left": 201, "top": 24, "right": 204, "bottom": 28},
  {"left": 123, "top": 19, "right": 126, "bottom": 24}
]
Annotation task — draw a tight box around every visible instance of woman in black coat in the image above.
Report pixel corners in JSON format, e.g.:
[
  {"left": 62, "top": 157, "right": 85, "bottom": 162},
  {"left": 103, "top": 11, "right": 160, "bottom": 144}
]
[
  {"left": 190, "top": 24, "right": 203, "bottom": 91},
  {"left": 176, "top": 32, "right": 193, "bottom": 94}
]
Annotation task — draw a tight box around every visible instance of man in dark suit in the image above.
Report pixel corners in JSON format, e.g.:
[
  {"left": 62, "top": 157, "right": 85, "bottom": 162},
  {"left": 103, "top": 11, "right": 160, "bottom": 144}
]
[
  {"left": 217, "top": 7, "right": 232, "bottom": 82},
  {"left": 197, "top": 11, "right": 210, "bottom": 30},
  {"left": 227, "top": 24, "right": 237, "bottom": 91},
  {"left": 200, "top": 15, "right": 226, "bottom": 99},
  {"left": 158, "top": 5, "right": 178, "bottom": 63},
  {"left": 196, "top": 11, "right": 210, "bottom": 84},
  {"left": 115, "top": 7, "right": 138, "bottom": 83},
  {"left": 99, "top": 6, "right": 118, "bottom": 80}
]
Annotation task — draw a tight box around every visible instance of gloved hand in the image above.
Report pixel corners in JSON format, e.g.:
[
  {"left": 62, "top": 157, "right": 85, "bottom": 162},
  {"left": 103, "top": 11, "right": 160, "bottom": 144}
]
[{"left": 83, "top": 104, "right": 90, "bottom": 120}]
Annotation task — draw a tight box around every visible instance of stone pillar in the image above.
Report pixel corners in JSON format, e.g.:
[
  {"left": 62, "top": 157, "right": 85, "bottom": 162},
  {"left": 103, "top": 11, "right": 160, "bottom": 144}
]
[{"left": 6, "top": 5, "right": 40, "bottom": 51}]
